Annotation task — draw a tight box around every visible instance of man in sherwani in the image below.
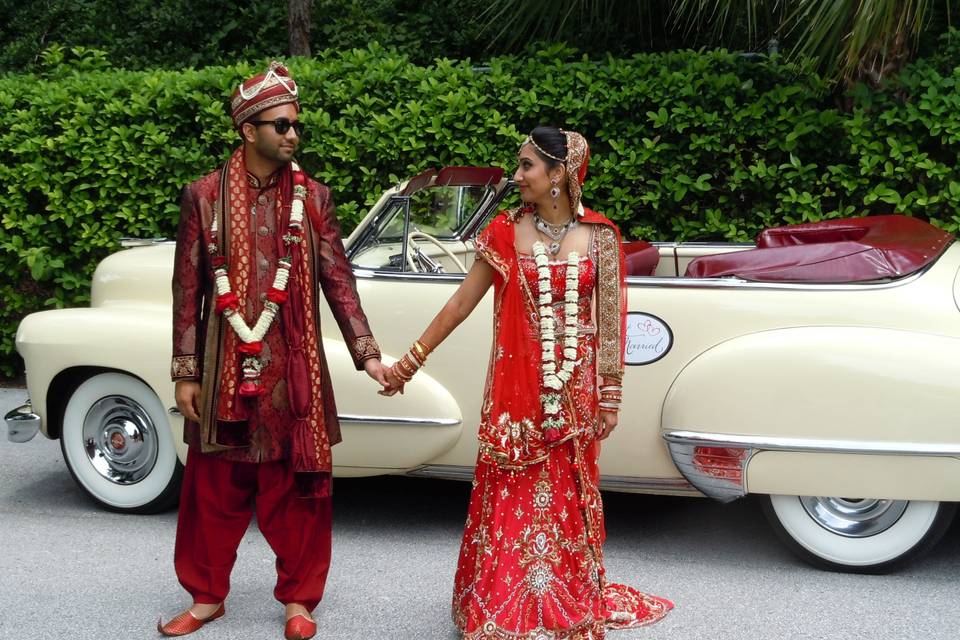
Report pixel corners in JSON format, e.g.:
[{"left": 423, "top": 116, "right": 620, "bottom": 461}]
[{"left": 159, "top": 62, "right": 387, "bottom": 640}]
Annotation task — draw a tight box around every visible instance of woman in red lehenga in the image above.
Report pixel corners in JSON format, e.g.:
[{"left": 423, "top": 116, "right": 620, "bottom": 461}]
[{"left": 383, "top": 127, "right": 673, "bottom": 638}]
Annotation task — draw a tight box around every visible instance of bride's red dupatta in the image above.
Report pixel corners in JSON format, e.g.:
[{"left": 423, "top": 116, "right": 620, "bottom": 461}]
[{"left": 473, "top": 207, "right": 627, "bottom": 469}]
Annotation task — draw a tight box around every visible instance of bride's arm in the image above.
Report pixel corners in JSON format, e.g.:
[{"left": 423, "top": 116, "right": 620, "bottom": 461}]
[
  {"left": 421, "top": 259, "right": 494, "bottom": 349},
  {"left": 382, "top": 259, "right": 495, "bottom": 394}
]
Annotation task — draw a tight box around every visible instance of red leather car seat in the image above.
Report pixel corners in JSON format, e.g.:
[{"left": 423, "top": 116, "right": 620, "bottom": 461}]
[
  {"left": 684, "top": 215, "right": 953, "bottom": 283},
  {"left": 623, "top": 240, "right": 659, "bottom": 277}
]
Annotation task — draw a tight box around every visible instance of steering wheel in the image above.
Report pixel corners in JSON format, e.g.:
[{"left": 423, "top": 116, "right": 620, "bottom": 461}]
[{"left": 406, "top": 230, "right": 467, "bottom": 273}]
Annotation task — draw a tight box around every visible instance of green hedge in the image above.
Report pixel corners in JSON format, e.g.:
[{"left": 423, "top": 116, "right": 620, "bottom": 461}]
[{"left": 2, "top": 39, "right": 960, "bottom": 377}]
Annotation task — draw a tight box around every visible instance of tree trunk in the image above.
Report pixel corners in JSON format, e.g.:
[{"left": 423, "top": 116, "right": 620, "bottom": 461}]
[
  {"left": 288, "top": 0, "right": 313, "bottom": 58},
  {"left": 852, "top": 30, "right": 911, "bottom": 89}
]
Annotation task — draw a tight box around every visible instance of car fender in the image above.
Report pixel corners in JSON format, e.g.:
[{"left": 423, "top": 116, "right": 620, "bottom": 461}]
[
  {"left": 324, "top": 339, "right": 463, "bottom": 475},
  {"left": 16, "top": 305, "right": 181, "bottom": 451},
  {"left": 662, "top": 326, "right": 960, "bottom": 500}
]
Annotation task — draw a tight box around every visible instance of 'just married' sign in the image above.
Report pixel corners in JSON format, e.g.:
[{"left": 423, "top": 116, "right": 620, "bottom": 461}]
[{"left": 625, "top": 312, "right": 673, "bottom": 365}]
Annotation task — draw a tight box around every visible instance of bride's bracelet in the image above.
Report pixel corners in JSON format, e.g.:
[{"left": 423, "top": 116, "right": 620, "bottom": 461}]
[
  {"left": 409, "top": 339, "right": 432, "bottom": 367},
  {"left": 391, "top": 340, "right": 434, "bottom": 384},
  {"left": 598, "top": 383, "right": 622, "bottom": 414},
  {"left": 599, "top": 384, "right": 622, "bottom": 404},
  {"left": 392, "top": 355, "right": 417, "bottom": 383}
]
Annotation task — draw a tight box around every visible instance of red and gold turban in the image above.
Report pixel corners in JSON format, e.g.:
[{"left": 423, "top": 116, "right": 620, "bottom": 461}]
[{"left": 230, "top": 61, "right": 300, "bottom": 128}]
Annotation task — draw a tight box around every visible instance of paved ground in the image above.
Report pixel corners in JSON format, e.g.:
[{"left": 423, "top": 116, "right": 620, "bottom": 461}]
[{"left": 1, "top": 386, "right": 958, "bottom": 639}]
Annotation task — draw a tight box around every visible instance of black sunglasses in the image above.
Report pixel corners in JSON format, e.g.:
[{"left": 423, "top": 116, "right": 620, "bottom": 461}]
[{"left": 247, "top": 117, "right": 304, "bottom": 136}]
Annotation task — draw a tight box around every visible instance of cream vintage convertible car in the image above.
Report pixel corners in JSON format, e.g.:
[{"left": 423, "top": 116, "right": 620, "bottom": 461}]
[{"left": 7, "top": 166, "right": 960, "bottom": 574}]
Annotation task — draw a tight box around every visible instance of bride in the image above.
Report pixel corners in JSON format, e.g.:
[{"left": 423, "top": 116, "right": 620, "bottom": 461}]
[{"left": 382, "top": 126, "right": 673, "bottom": 638}]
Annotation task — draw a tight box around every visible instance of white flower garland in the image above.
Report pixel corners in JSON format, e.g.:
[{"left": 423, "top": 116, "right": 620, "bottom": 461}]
[
  {"left": 218, "top": 261, "right": 291, "bottom": 342},
  {"left": 211, "top": 162, "right": 306, "bottom": 344},
  {"left": 533, "top": 240, "right": 580, "bottom": 430},
  {"left": 207, "top": 162, "right": 309, "bottom": 397}
]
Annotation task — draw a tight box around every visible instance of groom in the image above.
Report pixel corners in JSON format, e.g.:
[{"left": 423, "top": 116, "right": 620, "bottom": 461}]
[{"left": 161, "top": 61, "right": 387, "bottom": 640}]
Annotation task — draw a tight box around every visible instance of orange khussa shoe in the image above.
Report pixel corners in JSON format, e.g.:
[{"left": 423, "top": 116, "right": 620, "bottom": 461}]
[
  {"left": 284, "top": 613, "right": 317, "bottom": 640},
  {"left": 157, "top": 603, "right": 225, "bottom": 636}
]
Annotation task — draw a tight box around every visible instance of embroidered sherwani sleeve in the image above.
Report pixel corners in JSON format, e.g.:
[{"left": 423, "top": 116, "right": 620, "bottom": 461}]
[
  {"left": 311, "top": 184, "right": 381, "bottom": 369},
  {"left": 171, "top": 185, "right": 204, "bottom": 381}
]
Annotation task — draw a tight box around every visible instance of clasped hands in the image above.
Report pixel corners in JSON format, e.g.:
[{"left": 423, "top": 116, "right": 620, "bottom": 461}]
[
  {"left": 175, "top": 359, "right": 403, "bottom": 421},
  {"left": 363, "top": 358, "right": 404, "bottom": 396}
]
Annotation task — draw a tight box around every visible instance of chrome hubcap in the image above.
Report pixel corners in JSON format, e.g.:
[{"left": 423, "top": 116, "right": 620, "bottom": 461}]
[
  {"left": 800, "top": 496, "right": 908, "bottom": 538},
  {"left": 82, "top": 395, "right": 157, "bottom": 485}
]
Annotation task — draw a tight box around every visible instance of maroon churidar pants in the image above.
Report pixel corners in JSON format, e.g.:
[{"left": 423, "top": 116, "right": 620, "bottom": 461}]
[{"left": 174, "top": 449, "right": 332, "bottom": 611}]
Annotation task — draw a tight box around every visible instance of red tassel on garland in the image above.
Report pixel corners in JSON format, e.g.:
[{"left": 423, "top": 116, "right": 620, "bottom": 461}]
[
  {"left": 215, "top": 292, "right": 240, "bottom": 314},
  {"left": 237, "top": 341, "right": 263, "bottom": 355},
  {"left": 237, "top": 379, "right": 261, "bottom": 397},
  {"left": 267, "top": 287, "right": 289, "bottom": 304}
]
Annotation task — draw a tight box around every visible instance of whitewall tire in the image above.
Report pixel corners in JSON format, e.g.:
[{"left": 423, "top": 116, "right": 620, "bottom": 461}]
[
  {"left": 762, "top": 494, "right": 955, "bottom": 573},
  {"left": 60, "top": 372, "right": 182, "bottom": 513}
]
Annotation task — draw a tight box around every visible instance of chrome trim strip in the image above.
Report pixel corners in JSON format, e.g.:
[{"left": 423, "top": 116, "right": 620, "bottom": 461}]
[
  {"left": 119, "top": 237, "right": 171, "bottom": 247},
  {"left": 672, "top": 242, "right": 755, "bottom": 248},
  {"left": 5, "top": 403, "right": 41, "bottom": 443},
  {"left": 353, "top": 269, "right": 466, "bottom": 282},
  {"left": 407, "top": 464, "right": 699, "bottom": 493},
  {"left": 663, "top": 430, "right": 960, "bottom": 457},
  {"left": 338, "top": 415, "right": 461, "bottom": 427},
  {"left": 407, "top": 464, "right": 475, "bottom": 482},
  {"left": 165, "top": 407, "right": 460, "bottom": 427},
  {"left": 399, "top": 196, "right": 412, "bottom": 274},
  {"left": 597, "top": 474, "right": 697, "bottom": 494}
]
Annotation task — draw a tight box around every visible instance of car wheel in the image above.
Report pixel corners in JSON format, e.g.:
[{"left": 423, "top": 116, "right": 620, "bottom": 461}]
[
  {"left": 761, "top": 494, "right": 955, "bottom": 573},
  {"left": 60, "top": 372, "right": 182, "bottom": 513}
]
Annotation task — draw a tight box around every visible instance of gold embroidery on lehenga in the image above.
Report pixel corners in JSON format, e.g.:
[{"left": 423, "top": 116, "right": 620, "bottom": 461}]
[
  {"left": 595, "top": 226, "right": 622, "bottom": 381},
  {"left": 505, "top": 207, "right": 524, "bottom": 223},
  {"left": 563, "top": 133, "right": 588, "bottom": 215},
  {"left": 476, "top": 235, "right": 511, "bottom": 281}
]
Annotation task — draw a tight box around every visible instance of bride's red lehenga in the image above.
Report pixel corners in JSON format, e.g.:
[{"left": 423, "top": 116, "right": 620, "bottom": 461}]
[{"left": 452, "top": 207, "right": 673, "bottom": 639}]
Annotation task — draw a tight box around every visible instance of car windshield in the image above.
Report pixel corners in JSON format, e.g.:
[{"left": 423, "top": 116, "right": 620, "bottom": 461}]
[{"left": 350, "top": 184, "right": 488, "bottom": 271}]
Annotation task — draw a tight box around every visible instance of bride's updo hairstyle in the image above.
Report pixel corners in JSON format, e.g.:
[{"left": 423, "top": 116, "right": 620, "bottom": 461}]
[
  {"left": 527, "top": 126, "right": 568, "bottom": 169},
  {"left": 522, "top": 126, "right": 589, "bottom": 215}
]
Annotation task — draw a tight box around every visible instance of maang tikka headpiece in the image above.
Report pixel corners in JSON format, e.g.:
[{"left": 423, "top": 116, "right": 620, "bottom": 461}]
[{"left": 523, "top": 135, "right": 566, "bottom": 163}]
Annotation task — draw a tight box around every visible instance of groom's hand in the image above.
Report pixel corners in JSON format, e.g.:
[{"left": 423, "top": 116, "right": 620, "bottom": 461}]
[
  {"left": 378, "top": 364, "right": 405, "bottom": 397},
  {"left": 175, "top": 380, "right": 202, "bottom": 422},
  {"left": 363, "top": 358, "right": 389, "bottom": 387}
]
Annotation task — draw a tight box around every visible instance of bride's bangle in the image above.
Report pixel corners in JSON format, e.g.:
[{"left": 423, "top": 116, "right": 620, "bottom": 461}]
[
  {"left": 410, "top": 340, "right": 432, "bottom": 366},
  {"left": 599, "top": 394, "right": 621, "bottom": 413},
  {"left": 392, "top": 354, "right": 418, "bottom": 383},
  {"left": 392, "top": 340, "right": 435, "bottom": 384}
]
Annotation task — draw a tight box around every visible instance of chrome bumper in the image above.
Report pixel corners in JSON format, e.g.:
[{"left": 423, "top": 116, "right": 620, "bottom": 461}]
[{"left": 5, "top": 403, "right": 41, "bottom": 443}]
